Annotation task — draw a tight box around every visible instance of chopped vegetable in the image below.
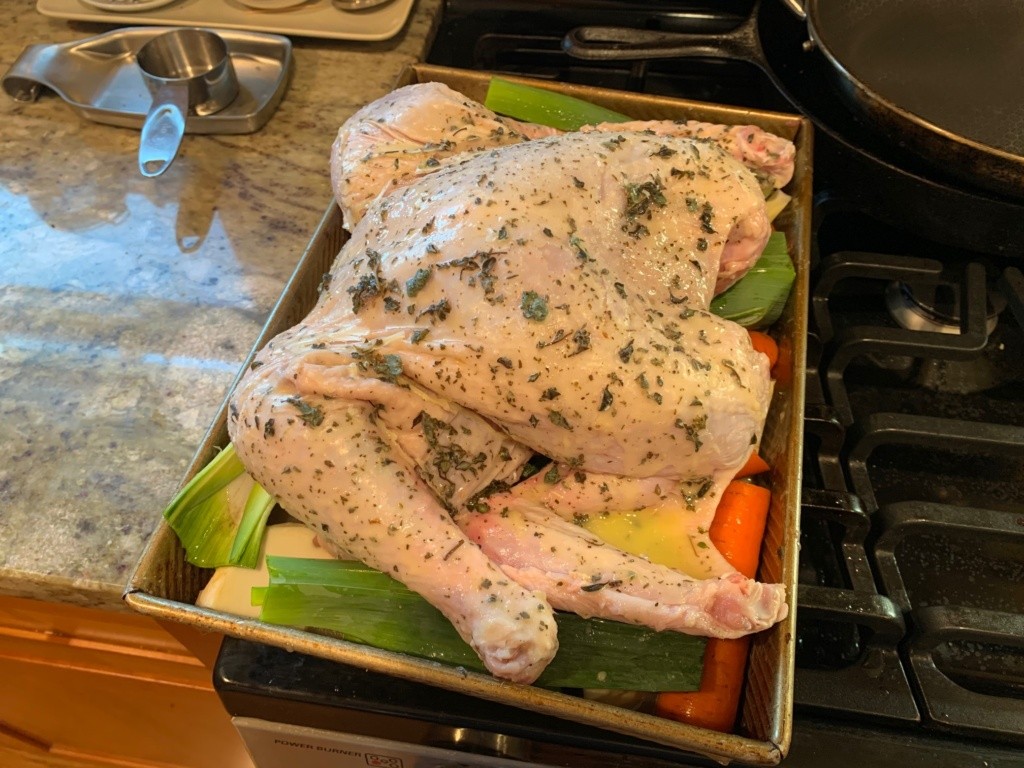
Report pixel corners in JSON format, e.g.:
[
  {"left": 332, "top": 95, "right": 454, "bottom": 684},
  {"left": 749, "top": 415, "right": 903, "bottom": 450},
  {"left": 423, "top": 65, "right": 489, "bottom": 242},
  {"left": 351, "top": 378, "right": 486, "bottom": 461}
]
[
  {"left": 656, "top": 634, "right": 753, "bottom": 732},
  {"left": 258, "top": 556, "right": 706, "bottom": 692},
  {"left": 735, "top": 451, "right": 771, "bottom": 479},
  {"left": 162, "top": 444, "right": 274, "bottom": 569},
  {"left": 747, "top": 330, "right": 780, "bottom": 371},
  {"left": 710, "top": 232, "right": 795, "bottom": 329},
  {"left": 709, "top": 481, "right": 772, "bottom": 581},
  {"left": 484, "top": 77, "right": 631, "bottom": 131},
  {"left": 764, "top": 190, "right": 792, "bottom": 221},
  {"left": 654, "top": 480, "right": 772, "bottom": 730}
]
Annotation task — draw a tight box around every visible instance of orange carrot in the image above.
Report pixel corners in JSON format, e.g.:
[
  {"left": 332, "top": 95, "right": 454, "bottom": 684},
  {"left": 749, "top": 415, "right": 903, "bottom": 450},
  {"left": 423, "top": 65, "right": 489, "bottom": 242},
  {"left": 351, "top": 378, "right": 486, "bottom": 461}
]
[
  {"left": 654, "top": 480, "right": 772, "bottom": 732},
  {"left": 708, "top": 481, "right": 771, "bottom": 580},
  {"left": 735, "top": 451, "right": 771, "bottom": 479},
  {"left": 748, "top": 330, "right": 779, "bottom": 371},
  {"left": 655, "top": 637, "right": 752, "bottom": 732}
]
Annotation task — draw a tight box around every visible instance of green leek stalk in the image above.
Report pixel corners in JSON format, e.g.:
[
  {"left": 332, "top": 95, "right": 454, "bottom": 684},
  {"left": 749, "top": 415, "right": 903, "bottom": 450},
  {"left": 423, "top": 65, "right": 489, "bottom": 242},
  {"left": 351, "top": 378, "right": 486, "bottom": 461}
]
[
  {"left": 259, "top": 556, "right": 705, "bottom": 691},
  {"left": 710, "top": 231, "right": 795, "bottom": 329},
  {"left": 484, "top": 77, "right": 631, "bottom": 131},
  {"left": 162, "top": 444, "right": 275, "bottom": 569}
]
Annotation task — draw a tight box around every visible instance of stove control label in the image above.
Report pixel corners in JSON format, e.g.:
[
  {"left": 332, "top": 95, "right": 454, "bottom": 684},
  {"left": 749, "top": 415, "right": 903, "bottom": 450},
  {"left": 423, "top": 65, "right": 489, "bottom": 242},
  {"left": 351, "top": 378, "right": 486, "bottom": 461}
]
[{"left": 232, "top": 716, "right": 557, "bottom": 768}]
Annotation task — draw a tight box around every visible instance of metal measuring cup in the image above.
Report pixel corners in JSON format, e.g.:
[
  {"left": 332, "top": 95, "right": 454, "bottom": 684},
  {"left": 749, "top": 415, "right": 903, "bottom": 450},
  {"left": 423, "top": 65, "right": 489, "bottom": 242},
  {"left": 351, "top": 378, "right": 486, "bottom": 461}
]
[{"left": 136, "top": 29, "right": 238, "bottom": 178}]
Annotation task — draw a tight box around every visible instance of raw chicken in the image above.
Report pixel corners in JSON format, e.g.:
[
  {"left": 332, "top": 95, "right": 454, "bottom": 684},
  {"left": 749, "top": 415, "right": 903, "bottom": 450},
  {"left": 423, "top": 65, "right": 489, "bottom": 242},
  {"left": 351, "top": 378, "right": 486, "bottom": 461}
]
[
  {"left": 457, "top": 470, "right": 787, "bottom": 638},
  {"left": 331, "top": 81, "right": 558, "bottom": 231},
  {"left": 229, "top": 129, "right": 782, "bottom": 682},
  {"left": 330, "top": 81, "right": 796, "bottom": 248},
  {"left": 583, "top": 120, "right": 796, "bottom": 193}
]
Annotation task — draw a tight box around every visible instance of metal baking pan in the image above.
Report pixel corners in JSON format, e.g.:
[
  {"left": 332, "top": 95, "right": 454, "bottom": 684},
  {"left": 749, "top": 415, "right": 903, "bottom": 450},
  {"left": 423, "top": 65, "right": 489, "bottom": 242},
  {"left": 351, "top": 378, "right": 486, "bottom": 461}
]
[
  {"left": 2, "top": 26, "right": 292, "bottom": 133},
  {"left": 125, "top": 64, "right": 810, "bottom": 765}
]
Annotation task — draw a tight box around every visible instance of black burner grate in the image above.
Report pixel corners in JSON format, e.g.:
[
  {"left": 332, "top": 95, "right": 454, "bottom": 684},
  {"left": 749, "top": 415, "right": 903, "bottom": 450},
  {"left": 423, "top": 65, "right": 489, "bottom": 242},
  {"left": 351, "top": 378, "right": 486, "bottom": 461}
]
[{"left": 805, "top": 202, "right": 1024, "bottom": 742}]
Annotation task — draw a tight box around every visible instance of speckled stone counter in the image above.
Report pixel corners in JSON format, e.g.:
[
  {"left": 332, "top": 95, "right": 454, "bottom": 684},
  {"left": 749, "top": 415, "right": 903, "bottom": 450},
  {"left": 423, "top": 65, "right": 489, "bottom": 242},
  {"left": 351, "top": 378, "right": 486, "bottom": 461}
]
[{"left": 0, "top": 0, "right": 439, "bottom": 609}]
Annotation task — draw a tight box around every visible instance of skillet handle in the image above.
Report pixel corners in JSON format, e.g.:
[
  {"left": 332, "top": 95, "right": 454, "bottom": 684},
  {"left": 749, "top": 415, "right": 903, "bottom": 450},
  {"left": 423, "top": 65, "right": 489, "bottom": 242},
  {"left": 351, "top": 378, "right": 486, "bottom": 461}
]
[
  {"left": 777, "top": 0, "right": 807, "bottom": 21},
  {"left": 563, "top": 13, "right": 765, "bottom": 69}
]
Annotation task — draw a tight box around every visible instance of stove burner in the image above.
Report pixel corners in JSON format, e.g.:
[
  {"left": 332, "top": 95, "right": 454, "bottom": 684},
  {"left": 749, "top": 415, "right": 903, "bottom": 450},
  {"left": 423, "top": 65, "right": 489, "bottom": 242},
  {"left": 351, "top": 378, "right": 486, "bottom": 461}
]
[{"left": 885, "top": 280, "right": 1005, "bottom": 335}]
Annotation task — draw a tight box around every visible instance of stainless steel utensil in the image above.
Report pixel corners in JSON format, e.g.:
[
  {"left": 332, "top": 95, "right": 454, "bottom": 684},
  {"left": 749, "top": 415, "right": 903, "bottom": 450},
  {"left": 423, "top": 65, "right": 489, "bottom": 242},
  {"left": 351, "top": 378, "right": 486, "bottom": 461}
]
[{"left": 136, "top": 28, "right": 238, "bottom": 178}]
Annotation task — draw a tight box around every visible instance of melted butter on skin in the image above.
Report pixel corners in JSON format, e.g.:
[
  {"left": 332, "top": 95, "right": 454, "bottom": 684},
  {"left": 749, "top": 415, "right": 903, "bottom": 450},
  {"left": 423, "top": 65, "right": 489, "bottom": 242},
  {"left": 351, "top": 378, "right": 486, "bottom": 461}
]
[{"left": 581, "top": 504, "right": 717, "bottom": 579}]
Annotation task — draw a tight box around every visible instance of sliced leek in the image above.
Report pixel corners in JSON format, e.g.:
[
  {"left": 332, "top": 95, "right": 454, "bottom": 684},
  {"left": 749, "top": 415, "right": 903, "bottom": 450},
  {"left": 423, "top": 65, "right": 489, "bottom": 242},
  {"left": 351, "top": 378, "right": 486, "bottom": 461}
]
[
  {"left": 259, "top": 556, "right": 705, "bottom": 691},
  {"left": 484, "top": 77, "right": 631, "bottom": 131},
  {"left": 710, "top": 231, "right": 795, "bottom": 329},
  {"left": 765, "top": 190, "right": 792, "bottom": 221},
  {"left": 162, "top": 444, "right": 274, "bottom": 569}
]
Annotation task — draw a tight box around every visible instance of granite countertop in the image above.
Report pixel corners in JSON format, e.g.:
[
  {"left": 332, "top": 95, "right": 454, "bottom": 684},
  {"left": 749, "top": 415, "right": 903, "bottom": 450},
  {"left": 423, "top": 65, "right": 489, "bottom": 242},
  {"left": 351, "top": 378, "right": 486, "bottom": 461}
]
[{"left": 0, "top": 0, "right": 439, "bottom": 610}]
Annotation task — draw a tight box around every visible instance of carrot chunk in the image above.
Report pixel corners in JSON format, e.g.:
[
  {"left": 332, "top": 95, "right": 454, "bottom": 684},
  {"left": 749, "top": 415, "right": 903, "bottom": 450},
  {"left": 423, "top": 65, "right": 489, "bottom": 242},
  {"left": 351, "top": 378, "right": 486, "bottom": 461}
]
[
  {"left": 653, "top": 480, "right": 772, "bottom": 732},
  {"left": 748, "top": 330, "right": 779, "bottom": 371},
  {"left": 708, "top": 481, "right": 771, "bottom": 580},
  {"left": 735, "top": 451, "right": 771, "bottom": 479}
]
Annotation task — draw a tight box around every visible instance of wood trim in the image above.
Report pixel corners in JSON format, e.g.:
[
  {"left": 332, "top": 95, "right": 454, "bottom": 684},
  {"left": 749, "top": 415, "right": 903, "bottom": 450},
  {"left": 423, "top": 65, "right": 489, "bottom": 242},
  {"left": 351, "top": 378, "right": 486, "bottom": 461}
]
[{"left": 0, "top": 595, "right": 252, "bottom": 768}]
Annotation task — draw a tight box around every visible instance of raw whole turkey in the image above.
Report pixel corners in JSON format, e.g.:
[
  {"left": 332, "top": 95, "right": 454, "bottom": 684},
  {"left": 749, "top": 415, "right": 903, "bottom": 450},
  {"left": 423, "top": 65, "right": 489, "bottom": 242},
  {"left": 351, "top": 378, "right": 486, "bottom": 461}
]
[{"left": 229, "top": 100, "right": 791, "bottom": 683}]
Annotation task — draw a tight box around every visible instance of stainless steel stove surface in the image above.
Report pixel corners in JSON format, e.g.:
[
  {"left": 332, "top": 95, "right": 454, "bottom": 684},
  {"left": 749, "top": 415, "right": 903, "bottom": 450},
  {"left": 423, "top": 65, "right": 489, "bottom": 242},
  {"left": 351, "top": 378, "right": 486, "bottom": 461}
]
[{"left": 213, "top": 1, "right": 1024, "bottom": 765}]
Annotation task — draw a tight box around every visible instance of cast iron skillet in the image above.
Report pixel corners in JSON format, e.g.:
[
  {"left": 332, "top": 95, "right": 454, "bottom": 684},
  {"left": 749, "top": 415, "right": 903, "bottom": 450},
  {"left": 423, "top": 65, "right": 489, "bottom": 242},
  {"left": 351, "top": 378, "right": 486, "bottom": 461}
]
[{"left": 563, "top": 0, "right": 1024, "bottom": 201}]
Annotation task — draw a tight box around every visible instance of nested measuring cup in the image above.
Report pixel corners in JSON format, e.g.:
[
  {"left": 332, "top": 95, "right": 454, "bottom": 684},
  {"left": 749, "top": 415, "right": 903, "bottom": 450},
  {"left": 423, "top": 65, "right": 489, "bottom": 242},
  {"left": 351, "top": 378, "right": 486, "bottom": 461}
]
[{"left": 136, "top": 29, "right": 238, "bottom": 177}]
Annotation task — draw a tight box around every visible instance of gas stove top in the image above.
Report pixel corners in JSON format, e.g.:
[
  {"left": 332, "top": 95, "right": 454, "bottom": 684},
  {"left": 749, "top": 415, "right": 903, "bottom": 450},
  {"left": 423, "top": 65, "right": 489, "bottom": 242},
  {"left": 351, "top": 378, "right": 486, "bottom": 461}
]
[
  {"left": 211, "top": 3, "right": 1023, "bottom": 765},
  {"left": 428, "top": 0, "right": 1024, "bottom": 753}
]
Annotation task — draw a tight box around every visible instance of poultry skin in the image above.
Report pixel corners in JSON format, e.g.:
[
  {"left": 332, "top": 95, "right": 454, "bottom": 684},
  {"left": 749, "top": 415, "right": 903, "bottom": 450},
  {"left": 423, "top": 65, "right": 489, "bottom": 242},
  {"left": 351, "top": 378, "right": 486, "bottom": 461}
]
[
  {"left": 229, "top": 128, "right": 786, "bottom": 683},
  {"left": 331, "top": 81, "right": 796, "bottom": 250}
]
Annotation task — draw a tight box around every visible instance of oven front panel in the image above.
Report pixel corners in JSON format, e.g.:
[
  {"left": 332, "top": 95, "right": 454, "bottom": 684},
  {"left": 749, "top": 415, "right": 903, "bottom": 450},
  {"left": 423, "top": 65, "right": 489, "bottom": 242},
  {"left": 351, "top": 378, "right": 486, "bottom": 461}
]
[{"left": 233, "top": 717, "right": 555, "bottom": 768}]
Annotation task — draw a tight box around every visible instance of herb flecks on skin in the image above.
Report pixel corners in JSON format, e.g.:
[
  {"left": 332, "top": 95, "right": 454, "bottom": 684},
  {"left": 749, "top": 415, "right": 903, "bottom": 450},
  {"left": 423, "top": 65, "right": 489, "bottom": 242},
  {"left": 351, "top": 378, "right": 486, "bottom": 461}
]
[
  {"left": 602, "top": 135, "right": 626, "bottom": 151},
  {"left": 682, "top": 476, "right": 716, "bottom": 510},
  {"left": 348, "top": 249, "right": 399, "bottom": 314},
  {"left": 623, "top": 176, "right": 667, "bottom": 221},
  {"left": 416, "top": 298, "right": 451, "bottom": 324},
  {"left": 570, "top": 233, "right": 590, "bottom": 263},
  {"left": 352, "top": 348, "right": 404, "bottom": 384},
  {"left": 547, "top": 410, "right": 573, "bottom": 430},
  {"left": 414, "top": 411, "right": 488, "bottom": 502},
  {"left": 581, "top": 579, "right": 623, "bottom": 592},
  {"left": 675, "top": 413, "right": 707, "bottom": 452},
  {"left": 568, "top": 327, "right": 591, "bottom": 356},
  {"left": 465, "top": 479, "right": 512, "bottom": 513},
  {"left": 284, "top": 396, "right": 324, "bottom": 427},
  {"left": 405, "top": 267, "right": 433, "bottom": 297},
  {"left": 521, "top": 291, "right": 549, "bottom": 321},
  {"left": 537, "top": 328, "right": 567, "bottom": 349},
  {"left": 723, "top": 359, "right": 746, "bottom": 387},
  {"left": 437, "top": 250, "right": 501, "bottom": 296},
  {"left": 700, "top": 202, "right": 716, "bottom": 234}
]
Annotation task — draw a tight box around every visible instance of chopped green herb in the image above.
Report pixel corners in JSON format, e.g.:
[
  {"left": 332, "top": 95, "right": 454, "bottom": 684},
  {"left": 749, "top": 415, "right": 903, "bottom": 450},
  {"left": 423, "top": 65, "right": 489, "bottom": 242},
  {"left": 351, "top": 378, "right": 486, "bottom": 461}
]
[
  {"left": 285, "top": 396, "right": 324, "bottom": 427},
  {"left": 405, "top": 267, "right": 433, "bottom": 297},
  {"left": 547, "top": 410, "right": 573, "bottom": 430},
  {"left": 521, "top": 291, "right": 549, "bottom": 321}
]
